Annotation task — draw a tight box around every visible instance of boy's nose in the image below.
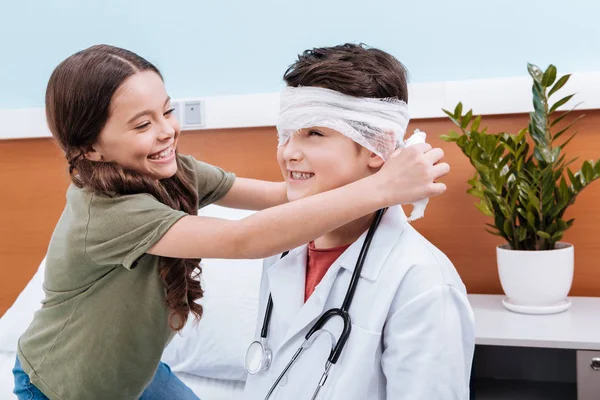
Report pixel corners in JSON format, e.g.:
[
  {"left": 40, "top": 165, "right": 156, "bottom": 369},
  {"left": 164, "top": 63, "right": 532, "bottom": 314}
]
[{"left": 281, "top": 135, "right": 303, "bottom": 162}]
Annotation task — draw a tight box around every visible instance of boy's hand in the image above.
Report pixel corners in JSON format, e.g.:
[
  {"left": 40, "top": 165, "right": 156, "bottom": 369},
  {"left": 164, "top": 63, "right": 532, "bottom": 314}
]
[{"left": 376, "top": 144, "right": 449, "bottom": 207}]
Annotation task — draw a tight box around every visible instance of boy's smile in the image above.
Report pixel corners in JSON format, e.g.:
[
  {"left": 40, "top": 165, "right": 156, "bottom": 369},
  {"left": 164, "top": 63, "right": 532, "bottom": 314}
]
[{"left": 277, "top": 126, "right": 384, "bottom": 202}]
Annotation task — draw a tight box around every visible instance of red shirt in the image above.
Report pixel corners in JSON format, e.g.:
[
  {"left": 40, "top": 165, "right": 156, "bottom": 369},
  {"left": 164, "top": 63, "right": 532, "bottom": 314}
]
[{"left": 305, "top": 241, "right": 351, "bottom": 302}]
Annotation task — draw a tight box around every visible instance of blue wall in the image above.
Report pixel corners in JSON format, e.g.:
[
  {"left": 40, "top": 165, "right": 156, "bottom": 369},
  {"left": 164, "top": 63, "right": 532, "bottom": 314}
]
[{"left": 1, "top": 0, "right": 599, "bottom": 109}]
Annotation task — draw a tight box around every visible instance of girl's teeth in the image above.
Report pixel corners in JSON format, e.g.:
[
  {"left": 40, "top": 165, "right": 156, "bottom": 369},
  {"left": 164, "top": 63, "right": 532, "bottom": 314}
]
[{"left": 149, "top": 147, "right": 173, "bottom": 160}]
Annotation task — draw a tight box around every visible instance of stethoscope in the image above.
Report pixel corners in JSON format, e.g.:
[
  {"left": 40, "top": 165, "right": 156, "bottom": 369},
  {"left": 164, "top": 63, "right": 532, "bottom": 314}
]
[{"left": 245, "top": 208, "right": 386, "bottom": 400}]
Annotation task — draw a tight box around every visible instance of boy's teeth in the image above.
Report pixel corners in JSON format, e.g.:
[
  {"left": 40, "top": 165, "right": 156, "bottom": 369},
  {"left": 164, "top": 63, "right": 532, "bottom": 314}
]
[{"left": 291, "top": 172, "right": 314, "bottom": 180}]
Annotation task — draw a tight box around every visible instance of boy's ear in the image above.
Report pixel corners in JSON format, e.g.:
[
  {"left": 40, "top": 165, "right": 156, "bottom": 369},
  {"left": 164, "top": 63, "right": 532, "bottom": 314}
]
[
  {"left": 367, "top": 152, "right": 385, "bottom": 168},
  {"left": 368, "top": 129, "right": 396, "bottom": 169}
]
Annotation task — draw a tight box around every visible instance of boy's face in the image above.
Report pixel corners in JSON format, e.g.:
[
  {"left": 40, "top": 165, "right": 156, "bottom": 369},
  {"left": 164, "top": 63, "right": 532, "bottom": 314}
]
[{"left": 277, "top": 127, "right": 384, "bottom": 202}]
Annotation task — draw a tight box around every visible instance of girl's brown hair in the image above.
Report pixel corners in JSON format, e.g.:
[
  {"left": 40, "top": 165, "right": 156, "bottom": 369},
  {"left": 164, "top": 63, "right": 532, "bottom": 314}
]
[{"left": 46, "top": 44, "right": 202, "bottom": 330}]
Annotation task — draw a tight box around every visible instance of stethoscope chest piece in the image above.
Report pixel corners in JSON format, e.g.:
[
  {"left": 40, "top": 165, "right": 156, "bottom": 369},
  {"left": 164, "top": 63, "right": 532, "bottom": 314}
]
[{"left": 245, "top": 338, "right": 272, "bottom": 375}]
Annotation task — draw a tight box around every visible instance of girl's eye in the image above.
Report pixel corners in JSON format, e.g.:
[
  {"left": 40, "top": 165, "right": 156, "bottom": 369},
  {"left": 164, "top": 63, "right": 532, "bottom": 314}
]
[
  {"left": 308, "top": 130, "right": 323, "bottom": 137},
  {"left": 135, "top": 122, "right": 151, "bottom": 130},
  {"left": 164, "top": 108, "right": 175, "bottom": 117}
]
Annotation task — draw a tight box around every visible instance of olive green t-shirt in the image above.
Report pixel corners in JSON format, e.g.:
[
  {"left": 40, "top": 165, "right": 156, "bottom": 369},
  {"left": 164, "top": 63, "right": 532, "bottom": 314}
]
[{"left": 17, "top": 155, "right": 235, "bottom": 400}]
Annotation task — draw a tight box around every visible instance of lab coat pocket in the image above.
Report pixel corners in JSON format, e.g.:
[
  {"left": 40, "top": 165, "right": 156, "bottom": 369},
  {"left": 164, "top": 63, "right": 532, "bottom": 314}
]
[{"left": 319, "top": 323, "right": 383, "bottom": 400}]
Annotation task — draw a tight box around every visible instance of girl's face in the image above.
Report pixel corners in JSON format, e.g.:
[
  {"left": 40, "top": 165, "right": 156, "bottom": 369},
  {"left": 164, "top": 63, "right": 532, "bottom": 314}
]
[{"left": 86, "top": 71, "right": 180, "bottom": 180}]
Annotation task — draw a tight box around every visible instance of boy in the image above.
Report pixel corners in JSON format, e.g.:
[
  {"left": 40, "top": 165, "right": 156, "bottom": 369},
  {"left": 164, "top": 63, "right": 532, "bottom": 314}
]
[{"left": 244, "top": 43, "right": 475, "bottom": 399}]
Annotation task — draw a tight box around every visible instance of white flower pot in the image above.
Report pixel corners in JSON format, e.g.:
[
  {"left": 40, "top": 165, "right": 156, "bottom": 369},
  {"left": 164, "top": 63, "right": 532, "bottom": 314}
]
[{"left": 497, "top": 242, "right": 574, "bottom": 314}]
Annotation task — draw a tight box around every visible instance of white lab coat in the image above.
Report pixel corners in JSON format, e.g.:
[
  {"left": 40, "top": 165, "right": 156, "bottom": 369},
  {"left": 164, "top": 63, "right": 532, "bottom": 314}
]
[{"left": 243, "top": 206, "right": 475, "bottom": 400}]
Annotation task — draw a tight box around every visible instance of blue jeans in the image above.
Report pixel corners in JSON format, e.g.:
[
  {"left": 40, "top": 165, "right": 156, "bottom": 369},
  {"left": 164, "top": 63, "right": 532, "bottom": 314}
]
[{"left": 13, "top": 357, "right": 200, "bottom": 400}]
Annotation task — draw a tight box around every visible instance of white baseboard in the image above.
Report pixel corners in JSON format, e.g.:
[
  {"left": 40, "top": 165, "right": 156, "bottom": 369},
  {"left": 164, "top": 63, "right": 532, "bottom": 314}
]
[{"left": 2, "top": 71, "right": 600, "bottom": 140}]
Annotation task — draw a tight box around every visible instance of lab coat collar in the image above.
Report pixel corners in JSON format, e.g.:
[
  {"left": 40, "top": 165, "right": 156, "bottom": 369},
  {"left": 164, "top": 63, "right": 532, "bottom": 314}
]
[
  {"left": 266, "top": 244, "right": 308, "bottom": 322},
  {"left": 264, "top": 206, "right": 407, "bottom": 351},
  {"left": 337, "top": 205, "right": 407, "bottom": 282}
]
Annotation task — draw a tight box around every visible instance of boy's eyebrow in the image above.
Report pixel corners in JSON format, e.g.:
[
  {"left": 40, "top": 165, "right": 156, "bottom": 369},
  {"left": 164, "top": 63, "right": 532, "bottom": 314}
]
[{"left": 127, "top": 97, "right": 171, "bottom": 124}]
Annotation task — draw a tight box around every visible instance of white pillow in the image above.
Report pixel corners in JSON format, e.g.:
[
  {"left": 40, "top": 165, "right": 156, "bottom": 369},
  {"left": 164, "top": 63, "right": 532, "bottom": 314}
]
[
  {"left": 161, "top": 205, "right": 261, "bottom": 381},
  {"left": 0, "top": 205, "right": 263, "bottom": 382},
  {"left": 0, "top": 257, "right": 46, "bottom": 353}
]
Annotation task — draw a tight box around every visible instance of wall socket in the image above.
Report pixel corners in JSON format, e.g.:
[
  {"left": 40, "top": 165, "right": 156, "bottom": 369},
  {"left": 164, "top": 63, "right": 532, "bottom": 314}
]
[{"left": 171, "top": 99, "right": 206, "bottom": 130}]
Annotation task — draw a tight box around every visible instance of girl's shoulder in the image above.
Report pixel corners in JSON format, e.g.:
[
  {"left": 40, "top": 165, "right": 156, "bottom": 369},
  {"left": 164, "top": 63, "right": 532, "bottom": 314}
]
[{"left": 66, "top": 183, "right": 167, "bottom": 214}]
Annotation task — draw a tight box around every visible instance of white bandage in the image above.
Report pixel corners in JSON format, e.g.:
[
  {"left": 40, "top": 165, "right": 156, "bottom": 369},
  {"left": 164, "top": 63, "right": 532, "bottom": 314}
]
[
  {"left": 277, "top": 86, "right": 429, "bottom": 221},
  {"left": 403, "top": 129, "right": 429, "bottom": 221},
  {"left": 277, "top": 86, "right": 409, "bottom": 160}
]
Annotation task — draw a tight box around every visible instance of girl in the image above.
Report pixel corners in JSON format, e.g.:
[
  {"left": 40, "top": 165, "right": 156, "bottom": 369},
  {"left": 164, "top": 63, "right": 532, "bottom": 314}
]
[{"left": 13, "top": 45, "right": 448, "bottom": 400}]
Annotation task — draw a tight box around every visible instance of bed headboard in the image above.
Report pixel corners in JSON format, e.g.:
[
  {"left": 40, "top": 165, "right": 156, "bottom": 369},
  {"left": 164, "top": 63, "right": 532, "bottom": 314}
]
[{"left": 2, "top": 114, "right": 600, "bottom": 316}]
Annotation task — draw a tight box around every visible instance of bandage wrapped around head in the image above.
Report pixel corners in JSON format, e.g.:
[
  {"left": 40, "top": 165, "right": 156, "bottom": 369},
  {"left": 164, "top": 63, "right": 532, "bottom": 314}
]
[{"left": 277, "top": 86, "right": 429, "bottom": 221}]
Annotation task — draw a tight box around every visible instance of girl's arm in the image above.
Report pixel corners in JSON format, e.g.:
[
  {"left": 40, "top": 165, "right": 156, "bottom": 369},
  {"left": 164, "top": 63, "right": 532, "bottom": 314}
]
[
  {"left": 149, "top": 144, "right": 448, "bottom": 260},
  {"left": 215, "top": 178, "right": 288, "bottom": 210}
]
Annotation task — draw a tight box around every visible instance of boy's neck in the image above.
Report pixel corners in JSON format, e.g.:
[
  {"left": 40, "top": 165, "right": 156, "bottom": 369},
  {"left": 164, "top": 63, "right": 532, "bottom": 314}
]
[{"left": 313, "top": 212, "right": 377, "bottom": 249}]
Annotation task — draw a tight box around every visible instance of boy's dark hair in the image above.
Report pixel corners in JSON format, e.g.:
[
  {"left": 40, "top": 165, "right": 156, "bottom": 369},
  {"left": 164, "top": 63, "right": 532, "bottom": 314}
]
[{"left": 283, "top": 43, "right": 408, "bottom": 102}]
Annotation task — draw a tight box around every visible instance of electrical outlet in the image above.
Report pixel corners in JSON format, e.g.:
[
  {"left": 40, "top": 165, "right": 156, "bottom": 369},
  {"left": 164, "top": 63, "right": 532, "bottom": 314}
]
[{"left": 183, "top": 100, "right": 205, "bottom": 128}]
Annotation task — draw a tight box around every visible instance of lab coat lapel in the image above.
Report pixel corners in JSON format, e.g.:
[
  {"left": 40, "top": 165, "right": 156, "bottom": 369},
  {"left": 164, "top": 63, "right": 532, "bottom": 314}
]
[
  {"left": 338, "top": 206, "right": 407, "bottom": 282},
  {"left": 277, "top": 251, "right": 345, "bottom": 349},
  {"left": 266, "top": 245, "right": 307, "bottom": 334},
  {"left": 266, "top": 206, "right": 407, "bottom": 354}
]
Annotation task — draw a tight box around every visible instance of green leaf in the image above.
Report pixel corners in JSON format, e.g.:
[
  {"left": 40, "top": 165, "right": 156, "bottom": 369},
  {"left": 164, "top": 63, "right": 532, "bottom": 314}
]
[
  {"left": 528, "top": 63, "right": 543, "bottom": 82},
  {"left": 542, "top": 65, "right": 556, "bottom": 87},
  {"left": 534, "top": 147, "right": 550, "bottom": 163},
  {"left": 559, "top": 177, "right": 570, "bottom": 201},
  {"left": 516, "top": 226, "right": 528, "bottom": 242},
  {"left": 564, "top": 156, "right": 579, "bottom": 168},
  {"left": 550, "top": 94, "right": 575, "bottom": 114},
  {"left": 552, "top": 115, "right": 584, "bottom": 143},
  {"left": 548, "top": 74, "right": 571, "bottom": 97},
  {"left": 537, "top": 231, "right": 551, "bottom": 239},
  {"left": 467, "top": 188, "right": 485, "bottom": 198},
  {"left": 557, "top": 219, "right": 568, "bottom": 231},
  {"left": 492, "top": 146, "right": 505, "bottom": 164},
  {"left": 454, "top": 102, "right": 463, "bottom": 119},
  {"left": 441, "top": 130, "right": 461, "bottom": 142},
  {"left": 442, "top": 109, "right": 455, "bottom": 119},
  {"left": 461, "top": 109, "right": 473, "bottom": 129},
  {"left": 533, "top": 80, "right": 544, "bottom": 96},
  {"left": 542, "top": 65, "right": 557, "bottom": 87},
  {"left": 551, "top": 102, "right": 582, "bottom": 127},
  {"left": 551, "top": 109, "right": 574, "bottom": 127},
  {"left": 567, "top": 168, "right": 582, "bottom": 191},
  {"left": 471, "top": 115, "right": 482, "bottom": 132},
  {"left": 533, "top": 92, "right": 545, "bottom": 114},
  {"left": 525, "top": 210, "right": 535, "bottom": 228},
  {"left": 475, "top": 201, "right": 493, "bottom": 216},
  {"left": 503, "top": 220, "right": 514, "bottom": 238},
  {"left": 485, "top": 228, "right": 504, "bottom": 237},
  {"left": 582, "top": 161, "right": 595, "bottom": 183},
  {"left": 467, "top": 173, "right": 479, "bottom": 187},
  {"left": 552, "top": 232, "right": 564, "bottom": 242}
]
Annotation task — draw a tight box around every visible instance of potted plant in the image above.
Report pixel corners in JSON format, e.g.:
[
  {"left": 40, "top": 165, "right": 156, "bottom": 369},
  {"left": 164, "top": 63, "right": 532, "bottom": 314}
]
[{"left": 442, "top": 64, "right": 600, "bottom": 314}]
